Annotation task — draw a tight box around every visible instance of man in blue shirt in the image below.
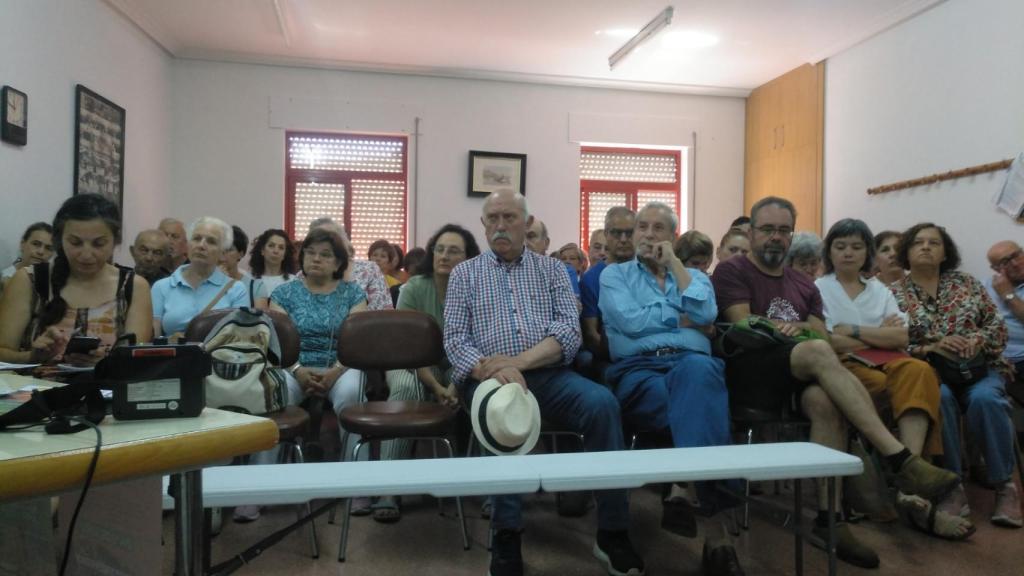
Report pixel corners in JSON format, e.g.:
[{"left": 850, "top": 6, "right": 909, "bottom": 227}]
[
  {"left": 985, "top": 240, "right": 1024, "bottom": 403},
  {"left": 598, "top": 202, "right": 742, "bottom": 576},
  {"left": 580, "top": 207, "right": 636, "bottom": 359}
]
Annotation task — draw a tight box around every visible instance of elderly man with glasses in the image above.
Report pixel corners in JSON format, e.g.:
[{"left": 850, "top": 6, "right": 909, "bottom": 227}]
[
  {"left": 580, "top": 207, "right": 637, "bottom": 359},
  {"left": 985, "top": 241, "right": 1024, "bottom": 401},
  {"left": 710, "top": 196, "right": 961, "bottom": 569}
]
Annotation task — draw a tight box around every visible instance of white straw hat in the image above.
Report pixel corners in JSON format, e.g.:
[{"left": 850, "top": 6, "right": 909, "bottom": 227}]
[{"left": 470, "top": 378, "right": 541, "bottom": 456}]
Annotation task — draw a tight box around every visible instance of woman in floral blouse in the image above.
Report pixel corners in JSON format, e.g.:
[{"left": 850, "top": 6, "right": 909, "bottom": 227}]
[{"left": 891, "top": 223, "right": 1019, "bottom": 529}]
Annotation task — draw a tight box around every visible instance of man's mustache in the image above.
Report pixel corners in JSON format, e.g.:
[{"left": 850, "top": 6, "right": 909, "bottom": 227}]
[{"left": 491, "top": 232, "right": 512, "bottom": 242}]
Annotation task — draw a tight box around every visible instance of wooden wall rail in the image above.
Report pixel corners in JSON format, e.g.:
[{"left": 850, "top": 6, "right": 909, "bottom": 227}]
[{"left": 867, "top": 159, "right": 1013, "bottom": 195}]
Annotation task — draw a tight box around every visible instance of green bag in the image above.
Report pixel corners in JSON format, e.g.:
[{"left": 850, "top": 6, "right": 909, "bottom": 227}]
[{"left": 713, "top": 315, "right": 824, "bottom": 358}]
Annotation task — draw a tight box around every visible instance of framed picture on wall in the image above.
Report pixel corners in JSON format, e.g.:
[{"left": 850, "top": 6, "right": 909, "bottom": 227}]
[
  {"left": 74, "top": 84, "right": 125, "bottom": 219},
  {"left": 468, "top": 150, "right": 527, "bottom": 197}
]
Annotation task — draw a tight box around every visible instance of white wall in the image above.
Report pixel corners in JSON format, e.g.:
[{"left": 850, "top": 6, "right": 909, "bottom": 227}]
[
  {"left": 0, "top": 0, "right": 172, "bottom": 266},
  {"left": 169, "top": 60, "right": 745, "bottom": 253},
  {"left": 824, "top": 0, "right": 1024, "bottom": 280}
]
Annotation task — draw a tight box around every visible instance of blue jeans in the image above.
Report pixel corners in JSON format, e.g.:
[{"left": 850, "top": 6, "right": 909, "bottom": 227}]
[
  {"left": 465, "top": 368, "right": 630, "bottom": 532},
  {"left": 939, "top": 369, "right": 1015, "bottom": 484},
  {"left": 607, "top": 351, "right": 735, "bottom": 509}
]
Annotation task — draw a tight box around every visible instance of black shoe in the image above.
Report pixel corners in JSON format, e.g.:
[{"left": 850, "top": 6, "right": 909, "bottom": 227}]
[
  {"left": 593, "top": 530, "right": 645, "bottom": 576},
  {"left": 556, "top": 490, "right": 592, "bottom": 517},
  {"left": 489, "top": 529, "right": 523, "bottom": 576},
  {"left": 702, "top": 542, "right": 745, "bottom": 576}
]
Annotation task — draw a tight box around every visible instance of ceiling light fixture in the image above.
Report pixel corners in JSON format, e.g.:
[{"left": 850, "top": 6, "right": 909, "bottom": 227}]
[{"left": 608, "top": 6, "right": 674, "bottom": 70}]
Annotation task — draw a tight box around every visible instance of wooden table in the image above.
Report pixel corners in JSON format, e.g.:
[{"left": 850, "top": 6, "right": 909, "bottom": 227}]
[{"left": 0, "top": 373, "right": 278, "bottom": 575}]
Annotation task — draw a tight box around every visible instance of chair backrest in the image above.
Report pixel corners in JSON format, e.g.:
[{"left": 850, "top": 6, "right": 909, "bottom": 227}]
[
  {"left": 336, "top": 310, "right": 442, "bottom": 371},
  {"left": 184, "top": 308, "right": 300, "bottom": 367}
]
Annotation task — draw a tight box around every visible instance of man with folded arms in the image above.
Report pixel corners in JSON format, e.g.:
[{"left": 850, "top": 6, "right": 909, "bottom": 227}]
[
  {"left": 599, "top": 202, "right": 742, "bottom": 576},
  {"left": 445, "top": 189, "right": 643, "bottom": 576},
  {"left": 710, "top": 196, "right": 960, "bottom": 569}
]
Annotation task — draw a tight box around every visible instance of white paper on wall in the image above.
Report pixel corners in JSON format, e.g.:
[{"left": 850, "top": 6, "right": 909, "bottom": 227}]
[{"left": 993, "top": 152, "right": 1024, "bottom": 217}]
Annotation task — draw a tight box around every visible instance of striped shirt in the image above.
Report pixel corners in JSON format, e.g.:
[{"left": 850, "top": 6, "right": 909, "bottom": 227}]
[{"left": 444, "top": 249, "right": 581, "bottom": 386}]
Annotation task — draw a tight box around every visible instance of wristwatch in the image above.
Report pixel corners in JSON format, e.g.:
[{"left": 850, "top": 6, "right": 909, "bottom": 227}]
[{"left": 1005, "top": 293, "right": 1017, "bottom": 302}]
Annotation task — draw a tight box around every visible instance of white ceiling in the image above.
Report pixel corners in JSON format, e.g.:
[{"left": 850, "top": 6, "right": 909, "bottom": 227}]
[{"left": 106, "top": 0, "right": 944, "bottom": 97}]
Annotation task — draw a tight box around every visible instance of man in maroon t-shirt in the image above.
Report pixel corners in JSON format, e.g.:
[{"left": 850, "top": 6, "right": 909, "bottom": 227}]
[{"left": 711, "top": 197, "right": 961, "bottom": 568}]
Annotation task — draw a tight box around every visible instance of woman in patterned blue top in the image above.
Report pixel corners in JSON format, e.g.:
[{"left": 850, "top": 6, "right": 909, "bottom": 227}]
[{"left": 270, "top": 228, "right": 367, "bottom": 453}]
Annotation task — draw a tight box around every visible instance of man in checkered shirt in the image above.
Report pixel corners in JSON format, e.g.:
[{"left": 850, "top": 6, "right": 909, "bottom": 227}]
[{"left": 444, "top": 189, "right": 644, "bottom": 576}]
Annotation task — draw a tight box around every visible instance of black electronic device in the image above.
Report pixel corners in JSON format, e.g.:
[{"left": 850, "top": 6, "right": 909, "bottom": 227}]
[
  {"left": 94, "top": 344, "right": 211, "bottom": 420},
  {"left": 66, "top": 335, "right": 102, "bottom": 355}
]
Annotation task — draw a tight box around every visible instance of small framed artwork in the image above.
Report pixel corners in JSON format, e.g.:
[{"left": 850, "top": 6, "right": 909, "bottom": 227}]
[
  {"left": 1, "top": 86, "right": 27, "bottom": 146},
  {"left": 74, "top": 84, "right": 126, "bottom": 218},
  {"left": 468, "top": 150, "right": 527, "bottom": 197}
]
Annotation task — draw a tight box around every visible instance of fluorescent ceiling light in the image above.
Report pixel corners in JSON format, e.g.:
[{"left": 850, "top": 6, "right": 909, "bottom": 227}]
[{"left": 608, "top": 6, "right": 674, "bottom": 70}]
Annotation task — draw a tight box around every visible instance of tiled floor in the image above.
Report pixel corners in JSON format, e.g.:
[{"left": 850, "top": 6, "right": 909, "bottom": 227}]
[{"left": 161, "top": 479, "right": 1022, "bottom": 575}]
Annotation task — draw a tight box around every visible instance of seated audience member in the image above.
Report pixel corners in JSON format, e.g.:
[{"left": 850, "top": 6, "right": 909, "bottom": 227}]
[
  {"left": 557, "top": 242, "right": 588, "bottom": 278},
  {"left": 716, "top": 228, "right": 750, "bottom": 265},
  {"left": 588, "top": 229, "right": 607, "bottom": 265},
  {"left": 159, "top": 217, "right": 189, "bottom": 270},
  {"left": 525, "top": 217, "right": 581, "bottom": 298},
  {"left": 249, "top": 228, "right": 297, "bottom": 308},
  {"left": 712, "top": 197, "right": 959, "bottom": 569},
  {"left": 2, "top": 222, "right": 54, "bottom": 293},
  {"left": 151, "top": 217, "right": 248, "bottom": 338},
  {"left": 392, "top": 242, "right": 410, "bottom": 283},
  {"left": 873, "top": 231, "right": 906, "bottom": 285},
  {"left": 0, "top": 195, "right": 152, "bottom": 363},
  {"left": 368, "top": 239, "right": 403, "bottom": 287},
  {"left": 402, "top": 247, "right": 427, "bottom": 277},
  {"left": 730, "top": 216, "right": 751, "bottom": 234},
  {"left": 600, "top": 202, "right": 743, "bottom": 575},
  {"left": 786, "top": 231, "right": 823, "bottom": 279},
  {"left": 673, "top": 230, "right": 714, "bottom": 273},
  {"left": 580, "top": 208, "right": 636, "bottom": 358},
  {"left": 376, "top": 224, "right": 482, "bottom": 522},
  {"left": 308, "top": 218, "right": 393, "bottom": 311},
  {"left": 219, "top": 225, "right": 250, "bottom": 282},
  {"left": 130, "top": 229, "right": 171, "bottom": 286},
  {"left": 445, "top": 189, "right": 642, "bottom": 576},
  {"left": 985, "top": 240, "right": 1024, "bottom": 400},
  {"left": 891, "top": 224, "right": 1020, "bottom": 529},
  {"left": 816, "top": 219, "right": 968, "bottom": 538}
]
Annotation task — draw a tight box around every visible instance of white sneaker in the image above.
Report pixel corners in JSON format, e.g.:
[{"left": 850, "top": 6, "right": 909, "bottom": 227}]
[{"left": 233, "top": 505, "right": 261, "bottom": 523}]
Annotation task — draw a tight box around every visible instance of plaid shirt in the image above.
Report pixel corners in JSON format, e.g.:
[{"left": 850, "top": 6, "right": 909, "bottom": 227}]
[{"left": 444, "top": 249, "right": 581, "bottom": 386}]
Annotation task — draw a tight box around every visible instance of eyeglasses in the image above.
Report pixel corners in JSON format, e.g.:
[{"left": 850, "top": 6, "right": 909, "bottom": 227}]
[
  {"left": 992, "top": 250, "right": 1023, "bottom": 270},
  {"left": 754, "top": 225, "right": 794, "bottom": 238},
  {"left": 433, "top": 245, "right": 465, "bottom": 257},
  {"left": 606, "top": 228, "right": 634, "bottom": 239},
  {"left": 302, "top": 249, "right": 336, "bottom": 260}
]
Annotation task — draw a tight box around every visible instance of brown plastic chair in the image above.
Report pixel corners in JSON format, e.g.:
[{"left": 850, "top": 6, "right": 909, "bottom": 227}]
[
  {"left": 185, "top": 307, "right": 319, "bottom": 558},
  {"left": 333, "top": 309, "right": 468, "bottom": 563}
]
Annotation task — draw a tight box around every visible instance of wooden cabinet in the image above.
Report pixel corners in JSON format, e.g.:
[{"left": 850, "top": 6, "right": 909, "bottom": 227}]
[{"left": 744, "top": 63, "right": 824, "bottom": 234}]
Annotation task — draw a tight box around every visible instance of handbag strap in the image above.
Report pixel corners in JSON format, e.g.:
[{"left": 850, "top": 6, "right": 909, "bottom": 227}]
[{"left": 200, "top": 279, "right": 236, "bottom": 317}]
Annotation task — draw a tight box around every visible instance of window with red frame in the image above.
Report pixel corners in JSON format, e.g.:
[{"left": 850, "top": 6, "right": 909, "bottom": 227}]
[
  {"left": 579, "top": 147, "right": 682, "bottom": 252},
  {"left": 285, "top": 132, "right": 408, "bottom": 259}
]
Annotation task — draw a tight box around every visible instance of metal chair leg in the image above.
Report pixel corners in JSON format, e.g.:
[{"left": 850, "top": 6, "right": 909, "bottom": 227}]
[
  {"left": 440, "top": 438, "right": 470, "bottom": 551},
  {"left": 337, "top": 441, "right": 367, "bottom": 563},
  {"left": 291, "top": 441, "right": 320, "bottom": 559},
  {"left": 743, "top": 426, "right": 753, "bottom": 530}
]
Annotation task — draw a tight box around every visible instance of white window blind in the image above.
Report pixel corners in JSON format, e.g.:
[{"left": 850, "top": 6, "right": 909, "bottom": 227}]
[
  {"left": 286, "top": 132, "right": 408, "bottom": 252},
  {"left": 585, "top": 191, "right": 630, "bottom": 238},
  {"left": 293, "top": 182, "right": 345, "bottom": 240},
  {"left": 349, "top": 180, "right": 406, "bottom": 259},
  {"left": 288, "top": 136, "right": 404, "bottom": 173},
  {"left": 636, "top": 190, "right": 678, "bottom": 216},
  {"left": 580, "top": 151, "right": 677, "bottom": 183}
]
